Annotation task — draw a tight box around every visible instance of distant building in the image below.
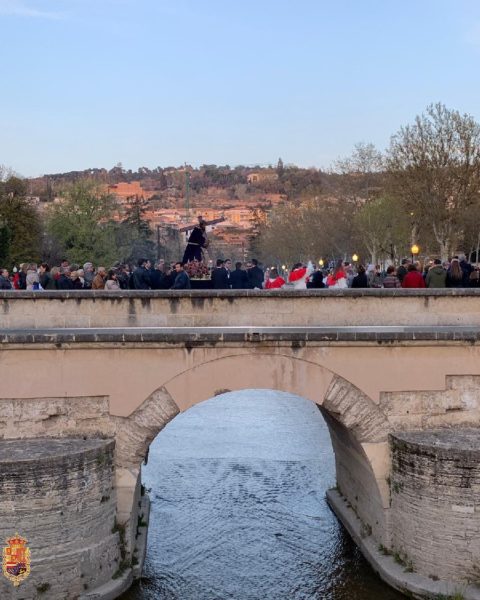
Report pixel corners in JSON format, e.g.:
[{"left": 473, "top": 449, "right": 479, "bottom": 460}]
[
  {"left": 247, "top": 171, "right": 278, "bottom": 184},
  {"left": 107, "top": 182, "right": 155, "bottom": 202}
]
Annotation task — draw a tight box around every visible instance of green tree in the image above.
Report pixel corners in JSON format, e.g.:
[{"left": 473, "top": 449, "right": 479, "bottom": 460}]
[
  {"left": 387, "top": 103, "right": 480, "bottom": 260},
  {"left": 46, "top": 181, "right": 118, "bottom": 265},
  {"left": 117, "top": 196, "right": 156, "bottom": 263},
  {"left": 0, "top": 224, "right": 10, "bottom": 265},
  {"left": 0, "top": 177, "right": 42, "bottom": 267},
  {"left": 276, "top": 157, "right": 285, "bottom": 178}
]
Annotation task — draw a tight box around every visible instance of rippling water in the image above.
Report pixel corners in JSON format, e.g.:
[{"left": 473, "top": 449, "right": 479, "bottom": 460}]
[{"left": 121, "top": 390, "right": 405, "bottom": 600}]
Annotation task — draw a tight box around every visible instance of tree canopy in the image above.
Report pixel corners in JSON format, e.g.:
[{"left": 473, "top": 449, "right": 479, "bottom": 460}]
[
  {"left": 116, "top": 196, "right": 156, "bottom": 263},
  {"left": 0, "top": 177, "right": 42, "bottom": 267},
  {"left": 46, "top": 181, "right": 118, "bottom": 266},
  {"left": 387, "top": 102, "right": 480, "bottom": 259}
]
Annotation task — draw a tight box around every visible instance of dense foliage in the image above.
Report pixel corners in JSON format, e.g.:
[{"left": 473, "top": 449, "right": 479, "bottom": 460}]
[
  {"left": 45, "top": 181, "right": 162, "bottom": 266},
  {"left": 0, "top": 177, "right": 42, "bottom": 266}
]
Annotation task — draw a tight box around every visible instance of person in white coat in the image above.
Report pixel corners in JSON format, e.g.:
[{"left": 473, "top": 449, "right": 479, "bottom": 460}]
[{"left": 288, "top": 261, "right": 314, "bottom": 290}]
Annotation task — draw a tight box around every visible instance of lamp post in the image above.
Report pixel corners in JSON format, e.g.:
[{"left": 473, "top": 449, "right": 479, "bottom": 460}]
[
  {"left": 411, "top": 244, "right": 419, "bottom": 263},
  {"left": 319, "top": 259, "right": 324, "bottom": 269},
  {"left": 352, "top": 253, "right": 359, "bottom": 264}
]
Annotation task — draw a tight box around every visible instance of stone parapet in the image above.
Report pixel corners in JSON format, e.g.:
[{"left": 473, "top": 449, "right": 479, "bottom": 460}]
[
  {"left": 2, "top": 289, "right": 480, "bottom": 329},
  {"left": 3, "top": 288, "right": 480, "bottom": 298}
]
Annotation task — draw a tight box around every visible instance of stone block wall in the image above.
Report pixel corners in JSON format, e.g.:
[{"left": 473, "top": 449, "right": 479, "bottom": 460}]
[
  {"left": 3, "top": 289, "right": 480, "bottom": 330},
  {"left": 0, "top": 438, "right": 120, "bottom": 599},
  {"left": 389, "top": 429, "right": 480, "bottom": 582},
  {"left": 322, "top": 410, "right": 389, "bottom": 545}
]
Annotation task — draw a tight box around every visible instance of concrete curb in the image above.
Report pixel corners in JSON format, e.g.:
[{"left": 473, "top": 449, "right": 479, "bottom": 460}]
[{"left": 326, "top": 488, "right": 480, "bottom": 600}]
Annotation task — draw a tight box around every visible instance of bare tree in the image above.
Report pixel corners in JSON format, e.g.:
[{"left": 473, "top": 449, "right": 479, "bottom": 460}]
[
  {"left": 354, "top": 196, "right": 411, "bottom": 264},
  {"left": 0, "top": 165, "right": 17, "bottom": 182},
  {"left": 251, "top": 197, "right": 355, "bottom": 266},
  {"left": 332, "top": 142, "right": 384, "bottom": 206},
  {"left": 387, "top": 103, "right": 480, "bottom": 260}
]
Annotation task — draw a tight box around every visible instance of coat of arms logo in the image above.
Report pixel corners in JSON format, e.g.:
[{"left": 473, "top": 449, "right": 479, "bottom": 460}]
[{"left": 2, "top": 534, "right": 31, "bottom": 586}]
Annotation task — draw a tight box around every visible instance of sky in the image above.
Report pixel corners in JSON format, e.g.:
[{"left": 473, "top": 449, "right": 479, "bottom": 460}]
[{"left": 2, "top": 0, "right": 480, "bottom": 176}]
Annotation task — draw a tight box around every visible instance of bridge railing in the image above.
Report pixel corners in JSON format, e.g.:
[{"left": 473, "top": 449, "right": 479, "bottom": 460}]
[{"left": 1, "top": 289, "right": 480, "bottom": 330}]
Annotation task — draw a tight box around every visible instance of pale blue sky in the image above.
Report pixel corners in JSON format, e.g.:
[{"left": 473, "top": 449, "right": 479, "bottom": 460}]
[{"left": 2, "top": 0, "right": 480, "bottom": 176}]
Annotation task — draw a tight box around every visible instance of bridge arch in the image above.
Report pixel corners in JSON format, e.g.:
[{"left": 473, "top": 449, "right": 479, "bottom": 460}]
[{"left": 115, "top": 353, "right": 392, "bottom": 547}]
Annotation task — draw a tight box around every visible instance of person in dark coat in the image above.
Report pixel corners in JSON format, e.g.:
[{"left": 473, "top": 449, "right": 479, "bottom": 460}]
[
  {"left": 446, "top": 258, "right": 463, "bottom": 288},
  {"left": 307, "top": 269, "right": 325, "bottom": 288},
  {"left": 114, "top": 265, "right": 130, "bottom": 290},
  {"left": 57, "top": 267, "right": 74, "bottom": 290},
  {"left": 469, "top": 267, "right": 480, "bottom": 288},
  {"left": 459, "top": 254, "right": 473, "bottom": 287},
  {"left": 182, "top": 217, "right": 208, "bottom": 263},
  {"left": 211, "top": 259, "right": 230, "bottom": 289},
  {"left": 162, "top": 265, "right": 176, "bottom": 289},
  {"left": 229, "top": 262, "right": 249, "bottom": 289},
  {"left": 351, "top": 265, "right": 369, "bottom": 288},
  {"left": 132, "top": 258, "right": 151, "bottom": 290},
  {"left": 247, "top": 259, "right": 264, "bottom": 289},
  {"left": 171, "top": 262, "right": 191, "bottom": 289},
  {"left": 38, "top": 263, "right": 54, "bottom": 290},
  {"left": 0, "top": 268, "right": 12, "bottom": 289},
  {"left": 150, "top": 261, "right": 166, "bottom": 290},
  {"left": 396, "top": 259, "right": 410, "bottom": 284},
  {"left": 70, "top": 271, "right": 84, "bottom": 290},
  {"left": 18, "top": 264, "right": 27, "bottom": 290}
]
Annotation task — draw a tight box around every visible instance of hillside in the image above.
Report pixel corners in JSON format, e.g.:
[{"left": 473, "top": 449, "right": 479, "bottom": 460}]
[{"left": 27, "top": 163, "right": 328, "bottom": 261}]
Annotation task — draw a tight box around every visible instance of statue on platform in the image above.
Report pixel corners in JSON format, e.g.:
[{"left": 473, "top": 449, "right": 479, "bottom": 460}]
[{"left": 182, "top": 216, "right": 209, "bottom": 263}]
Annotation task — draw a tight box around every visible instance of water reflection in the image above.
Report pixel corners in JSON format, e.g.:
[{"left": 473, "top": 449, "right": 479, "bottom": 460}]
[{"left": 121, "top": 390, "right": 405, "bottom": 600}]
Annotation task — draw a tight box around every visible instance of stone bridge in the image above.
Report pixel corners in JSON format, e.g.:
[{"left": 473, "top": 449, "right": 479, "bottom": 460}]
[{"left": 2, "top": 289, "right": 480, "bottom": 599}]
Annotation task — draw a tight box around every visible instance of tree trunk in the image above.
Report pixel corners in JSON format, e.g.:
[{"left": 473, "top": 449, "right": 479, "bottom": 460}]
[{"left": 432, "top": 222, "right": 451, "bottom": 262}]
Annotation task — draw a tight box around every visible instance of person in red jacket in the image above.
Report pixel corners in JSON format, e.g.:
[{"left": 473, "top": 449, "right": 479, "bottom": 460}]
[
  {"left": 402, "top": 263, "right": 426, "bottom": 288},
  {"left": 265, "top": 268, "right": 285, "bottom": 289}
]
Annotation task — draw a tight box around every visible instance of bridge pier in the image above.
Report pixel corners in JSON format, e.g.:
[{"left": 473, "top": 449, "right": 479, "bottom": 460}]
[
  {"left": 0, "top": 438, "right": 127, "bottom": 600},
  {"left": 328, "top": 428, "right": 480, "bottom": 600}
]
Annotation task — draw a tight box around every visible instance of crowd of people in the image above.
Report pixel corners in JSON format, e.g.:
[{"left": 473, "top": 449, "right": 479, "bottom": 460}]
[
  {"left": 0, "top": 257, "right": 265, "bottom": 291},
  {"left": 0, "top": 254, "right": 479, "bottom": 292},
  {"left": 319, "top": 255, "right": 480, "bottom": 290}
]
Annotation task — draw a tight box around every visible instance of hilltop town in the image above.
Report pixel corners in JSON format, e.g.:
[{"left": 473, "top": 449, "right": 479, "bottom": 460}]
[{"left": 26, "top": 162, "right": 326, "bottom": 261}]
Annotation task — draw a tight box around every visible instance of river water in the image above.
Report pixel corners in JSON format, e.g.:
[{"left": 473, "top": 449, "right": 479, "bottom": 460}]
[{"left": 121, "top": 390, "right": 405, "bottom": 600}]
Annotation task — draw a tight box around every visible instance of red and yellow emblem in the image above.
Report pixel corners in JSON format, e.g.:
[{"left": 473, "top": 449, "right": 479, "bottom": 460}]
[{"left": 2, "top": 534, "right": 30, "bottom": 586}]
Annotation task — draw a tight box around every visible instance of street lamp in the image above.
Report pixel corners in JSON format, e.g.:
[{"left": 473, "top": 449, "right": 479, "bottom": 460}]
[
  {"left": 352, "top": 253, "right": 359, "bottom": 263},
  {"left": 411, "top": 244, "right": 420, "bottom": 263},
  {"left": 319, "top": 259, "right": 324, "bottom": 268}
]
